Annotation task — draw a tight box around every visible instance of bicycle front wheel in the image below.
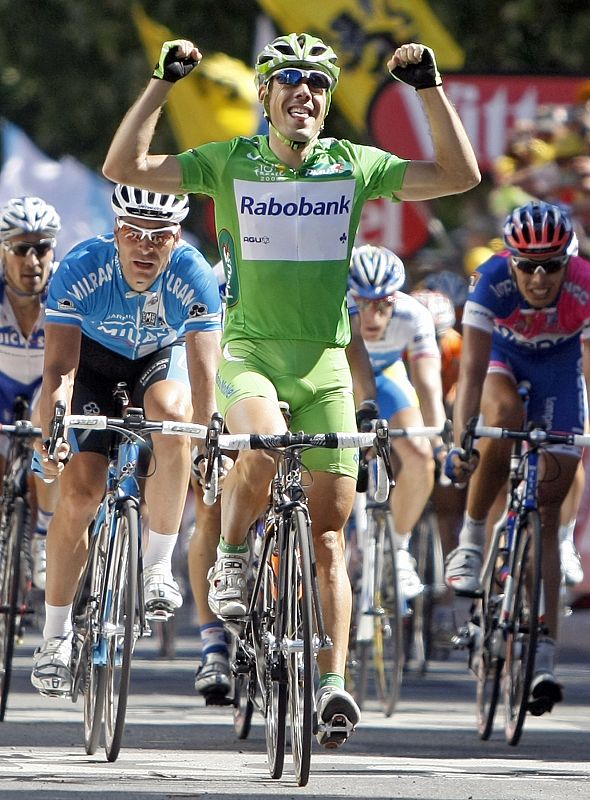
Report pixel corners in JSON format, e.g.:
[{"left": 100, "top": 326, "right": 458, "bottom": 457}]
[
  {"left": 410, "top": 508, "right": 445, "bottom": 674},
  {"left": 374, "top": 513, "right": 404, "bottom": 717},
  {"left": 504, "top": 509, "right": 542, "bottom": 746},
  {"left": 83, "top": 521, "right": 109, "bottom": 755},
  {"left": 287, "top": 507, "right": 314, "bottom": 787},
  {"left": 0, "top": 497, "right": 26, "bottom": 721},
  {"left": 263, "top": 525, "right": 287, "bottom": 780},
  {"left": 476, "top": 526, "right": 506, "bottom": 740},
  {"left": 104, "top": 500, "right": 139, "bottom": 762}
]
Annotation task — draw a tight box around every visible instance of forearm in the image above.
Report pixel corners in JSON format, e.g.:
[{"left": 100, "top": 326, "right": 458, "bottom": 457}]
[
  {"left": 39, "top": 368, "right": 75, "bottom": 439},
  {"left": 187, "top": 332, "right": 221, "bottom": 426},
  {"left": 420, "top": 87, "right": 480, "bottom": 191},
  {"left": 103, "top": 80, "right": 177, "bottom": 189}
]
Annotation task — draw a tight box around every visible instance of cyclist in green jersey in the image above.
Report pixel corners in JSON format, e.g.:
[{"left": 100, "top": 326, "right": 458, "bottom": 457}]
[{"left": 104, "top": 34, "right": 479, "bottom": 747}]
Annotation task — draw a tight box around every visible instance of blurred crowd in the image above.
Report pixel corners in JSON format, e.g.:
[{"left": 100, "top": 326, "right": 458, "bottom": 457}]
[{"left": 405, "top": 82, "right": 590, "bottom": 319}]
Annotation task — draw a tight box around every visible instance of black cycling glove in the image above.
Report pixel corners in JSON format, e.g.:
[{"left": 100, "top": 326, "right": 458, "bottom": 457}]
[
  {"left": 153, "top": 40, "right": 199, "bottom": 83},
  {"left": 390, "top": 46, "right": 442, "bottom": 90}
]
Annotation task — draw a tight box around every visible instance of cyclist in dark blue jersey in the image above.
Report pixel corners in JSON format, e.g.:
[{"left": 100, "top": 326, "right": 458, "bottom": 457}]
[{"left": 30, "top": 184, "right": 222, "bottom": 697}]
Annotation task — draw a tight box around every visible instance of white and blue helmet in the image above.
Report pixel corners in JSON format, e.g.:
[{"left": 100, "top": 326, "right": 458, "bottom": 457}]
[{"left": 349, "top": 245, "right": 406, "bottom": 299}]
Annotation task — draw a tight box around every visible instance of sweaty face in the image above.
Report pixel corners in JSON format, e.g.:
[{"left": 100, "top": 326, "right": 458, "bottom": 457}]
[
  {"left": 2, "top": 233, "right": 54, "bottom": 296},
  {"left": 114, "top": 216, "right": 179, "bottom": 291},
  {"left": 261, "top": 74, "right": 328, "bottom": 145}
]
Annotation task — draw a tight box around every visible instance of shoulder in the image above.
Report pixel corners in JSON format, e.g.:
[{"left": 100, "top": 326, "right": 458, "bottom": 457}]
[{"left": 53, "top": 235, "right": 116, "bottom": 279}]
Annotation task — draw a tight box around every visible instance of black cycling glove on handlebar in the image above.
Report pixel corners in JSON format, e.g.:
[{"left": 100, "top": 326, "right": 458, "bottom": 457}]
[
  {"left": 153, "top": 40, "right": 199, "bottom": 83},
  {"left": 390, "top": 46, "right": 442, "bottom": 90}
]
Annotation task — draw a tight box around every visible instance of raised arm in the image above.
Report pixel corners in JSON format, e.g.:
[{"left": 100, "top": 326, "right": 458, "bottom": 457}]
[
  {"left": 387, "top": 44, "right": 481, "bottom": 201},
  {"left": 103, "top": 40, "right": 201, "bottom": 193}
]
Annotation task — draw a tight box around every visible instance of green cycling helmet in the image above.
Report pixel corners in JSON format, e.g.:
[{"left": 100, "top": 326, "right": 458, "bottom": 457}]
[{"left": 255, "top": 33, "right": 340, "bottom": 90}]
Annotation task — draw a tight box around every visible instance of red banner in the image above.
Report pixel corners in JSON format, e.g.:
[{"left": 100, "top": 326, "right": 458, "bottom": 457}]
[{"left": 369, "top": 75, "right": 590, "bottom": 171}]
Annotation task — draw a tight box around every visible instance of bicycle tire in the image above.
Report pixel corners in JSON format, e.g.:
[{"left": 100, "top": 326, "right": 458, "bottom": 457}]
[
  {"left": 504, "top": 509, "right": 542, "bottom": 746},
  {"left": 348, "top": 509, "right": 377, "bottom": 711},
  {"left": 0, "top": 497, "right": 25, "bottom": 721},
  {"left": 374, "top": 513, "right": 404, "bottom": 717},
  {"left": 476, "top": 525, "right": 506, "bottom": 740},
  {"left": 232, "top": 662, "right": 254, "bottom": 740},
  {"left": 83, "top": 520, "right": 109, "bottom": 755},
  {"left": 409, "top": 509, "right": 445, "bottom": 674},
  {"left": 104, "top": 500, "right": 139, "bottom": 762},
  {"left": 287, "top": 507, "right": 314, "bottom": 787},
  {"left": 263, "top": 521, "right": 287, "bottom": 780}
]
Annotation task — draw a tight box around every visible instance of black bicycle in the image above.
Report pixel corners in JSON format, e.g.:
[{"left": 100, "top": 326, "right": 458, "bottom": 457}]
[
  {"left": 206, "top": 415, "right": 394, "bottom": 786},
  {"left": 48, "top": 390, "right": 209, "bottom": 761},
  {"left": 0, "top": 397, "right": 41, "bottom": 720}
]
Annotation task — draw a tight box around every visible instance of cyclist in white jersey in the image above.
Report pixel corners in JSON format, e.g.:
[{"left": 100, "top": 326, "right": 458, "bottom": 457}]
[
  {"left": 102, "top": 35, "right": 479, "bottom": 747},
  {"left": 349, "top": 245, "right": 447, "bottom": 599},
  {"left": 0, "top": 196, "right": 61, "bottom": 589}
]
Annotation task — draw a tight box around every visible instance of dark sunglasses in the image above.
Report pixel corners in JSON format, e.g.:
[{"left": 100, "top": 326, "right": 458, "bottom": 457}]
[
  {"left": 512, "top": 256, "right": 568, "bottom": 275},
  {"left": 3, "top": 238, "right": 56, "bottom": 258},
  {"left": 274, "top": 68, "right": 332, "bottom": 91}
]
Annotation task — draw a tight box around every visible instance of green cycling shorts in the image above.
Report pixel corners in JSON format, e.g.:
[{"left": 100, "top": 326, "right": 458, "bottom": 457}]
[{"left": 216, "top": 339, "right": 358, "bottom": 478}]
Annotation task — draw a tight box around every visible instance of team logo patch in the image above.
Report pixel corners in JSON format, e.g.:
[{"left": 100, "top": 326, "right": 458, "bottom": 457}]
[
  {"left": 57, "top": 297, "right": 75, "bottom": 310},
  {"left": 188, "top": 302, "right": 209, "bottom": 318}
]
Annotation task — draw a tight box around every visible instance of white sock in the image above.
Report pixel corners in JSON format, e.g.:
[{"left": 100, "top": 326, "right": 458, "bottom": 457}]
[
  {"left": 559, "top": 520, "right": 576, "bottom": 545},
  {"left": 458, "top": 514, "right": 486, "bottom": 550},
  {"left": 43, "top": 603, "right": 73, "bottom": 640},
  {"left": 143, "top": 530, "right": 178, "bottom": 570},
  {"left": 535, "top": 636, "right": 556, "bottom": 674},
  {"left": 394, "top": 532, "right": 411, "bottom": 551}
]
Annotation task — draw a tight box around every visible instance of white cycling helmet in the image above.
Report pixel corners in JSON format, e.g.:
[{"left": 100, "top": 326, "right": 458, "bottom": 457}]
[
  {"left": 0, "top": 196, "right": 61, "bottom": 241},
  {"left": 111, "top": 184, "right": 189, "bottom": 223},
  {"left": 349, "top": 245, "right": 406, "bottom": 299}
]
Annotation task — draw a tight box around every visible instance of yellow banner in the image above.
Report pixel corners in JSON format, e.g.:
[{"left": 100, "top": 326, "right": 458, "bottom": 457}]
[
  {"left": 256, "top": 0, "right": 464, "bottom": 134},
  {"left": 132, "top": 4, "right": 259, "bottom": 150}
]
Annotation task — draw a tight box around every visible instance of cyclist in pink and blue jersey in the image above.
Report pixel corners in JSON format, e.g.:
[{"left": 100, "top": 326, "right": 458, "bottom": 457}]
[{"left": 445, "top": 200, "right": 590, "bottom": 715}]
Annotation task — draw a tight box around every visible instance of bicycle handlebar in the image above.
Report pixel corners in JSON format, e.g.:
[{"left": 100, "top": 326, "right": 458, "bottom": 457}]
[
  {"left": 469, "top": 422, "right": 590, "bottom": 449},
  {"left": 0, "top": 421, "right": 42, "bottom": 437}
]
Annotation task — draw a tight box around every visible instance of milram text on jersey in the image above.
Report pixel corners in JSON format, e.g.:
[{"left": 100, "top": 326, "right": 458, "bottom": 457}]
[
  {"left": 177, "top": 135, "right": 408, "bottom": 346},
  {"left": 45, "top": 235, "right": 222, "bottom": 359}
]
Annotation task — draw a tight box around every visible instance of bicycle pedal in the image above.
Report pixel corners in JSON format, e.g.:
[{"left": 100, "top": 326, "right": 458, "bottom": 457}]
[
  {"left": 146, "top": 608, "right": 174, "bottom": 622},
  {"left": 204, "top": 692, "right": 234, "bottom": 707}
]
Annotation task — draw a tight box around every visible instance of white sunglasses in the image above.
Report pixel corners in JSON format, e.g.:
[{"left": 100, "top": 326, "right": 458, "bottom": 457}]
[{"left": 116, "top": 219, "right": 179, "bottom": 246}]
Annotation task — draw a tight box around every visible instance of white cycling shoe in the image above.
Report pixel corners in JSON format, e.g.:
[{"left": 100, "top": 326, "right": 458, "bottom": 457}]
[
  {"left": 445, "top": 545, "right": 483, "bottom": 596},
  {"left": 143, "top": 564, "right": 183, "bottom": 614},
  {"left": 207, "top": 553, "right": 249, "bottom": 618},
  {"left": 31, "top": 635, "right": 73, "bottom": 697},
  {"left": 315, "top": 686, "right": 360, "bottom": 749}
]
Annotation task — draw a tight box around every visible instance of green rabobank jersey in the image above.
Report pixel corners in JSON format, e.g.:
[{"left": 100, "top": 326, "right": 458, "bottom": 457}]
[{"left": 177, "top": 135, "right": 408, "bottom": 346}]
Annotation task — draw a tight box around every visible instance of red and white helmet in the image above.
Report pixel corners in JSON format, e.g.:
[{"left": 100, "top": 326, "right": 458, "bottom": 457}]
[{"left": 503, "top": 201, "right": 573, "bottom": 261}]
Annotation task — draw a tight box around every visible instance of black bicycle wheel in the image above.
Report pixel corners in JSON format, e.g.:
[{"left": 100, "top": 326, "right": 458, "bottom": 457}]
[
  {"left": 476, "top": 525, "right": 506, "bottom": 740},
  {"left": 83, "top": 521, "right": 109, "bottom": 755},
  {"left": 347, "top": 509, "right": 377, "bottom": 711},
  {"left": 409, "top": 509, "right": 445, "bottom": 674},
  {"left": 104, "top": 500, "right": 139, "bottom": 762},
  {"left": 263, "top": 524, "right": 287, "bottom": 780},
  {"left": 0, "top": 497, "right": 25, "bottom": 721},
  {"left": 288, "top": 507, "right": 314, "bottom": 787},
  {"left": 504, "top": 509, "right": 542, "bottom": 746},
  {"left": 374, "top": 514, "right": 404, "bottom": 717}
]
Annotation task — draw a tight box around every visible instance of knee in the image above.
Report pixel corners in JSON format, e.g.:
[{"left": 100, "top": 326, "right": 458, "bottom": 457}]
[
  {"left": 56, "top": 481, "right": 104, "bottom": 529},
  {"left": 398, "top": 442, "right": 434, "bottom": 477},
  {"left": 234, "top": 450, "right": 277, "bottom": 485}
]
